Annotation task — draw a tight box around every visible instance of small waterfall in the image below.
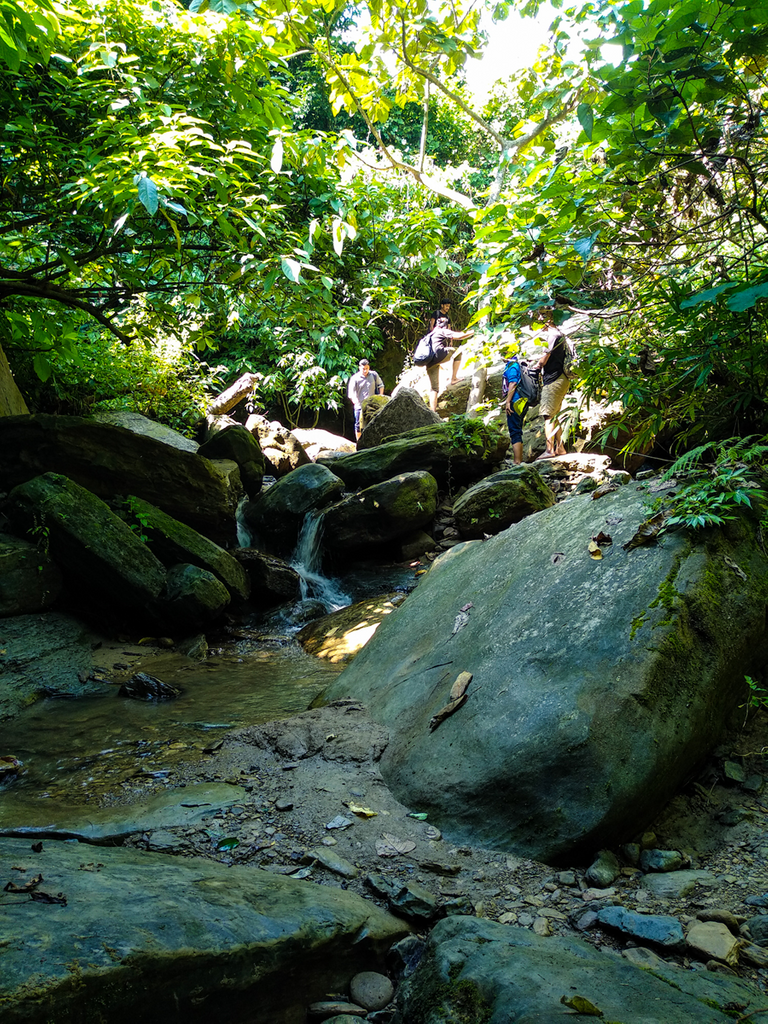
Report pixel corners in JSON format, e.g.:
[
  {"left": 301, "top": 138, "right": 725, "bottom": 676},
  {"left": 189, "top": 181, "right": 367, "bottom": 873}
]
[
  {"left": 235, "top": 497, "right": 252, "bottom": 548},
  {"left": 290, "top": 511, "right": 350, "bottom": 612}
]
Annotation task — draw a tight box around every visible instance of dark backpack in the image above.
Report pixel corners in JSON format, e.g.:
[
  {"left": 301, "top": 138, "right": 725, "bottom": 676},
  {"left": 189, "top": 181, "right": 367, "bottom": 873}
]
[
  {"left": 413, "top": 331, "right": 434, "bottom": 366},
  {"left": 502, "top": 358, "right": 542, "bottom": 409}
]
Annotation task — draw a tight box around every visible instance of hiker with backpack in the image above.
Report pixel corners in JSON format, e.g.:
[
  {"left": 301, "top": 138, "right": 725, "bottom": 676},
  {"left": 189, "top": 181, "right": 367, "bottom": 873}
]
[
  {"left": 534, "top": 311, "right": 572, "bottom": 459},
  {"left": 347, "top": 358, "right": 384, "bottom": 440},
  {"left": 413, "top": 301, "right": 474, "bottom": 412},
  {"left": 503, "top": 352, "right": 542, "bottom": 464}
]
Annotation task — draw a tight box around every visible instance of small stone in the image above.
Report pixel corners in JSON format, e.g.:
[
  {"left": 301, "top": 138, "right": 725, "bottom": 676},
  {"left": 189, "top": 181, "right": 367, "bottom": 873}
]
[
  {"left": 275, "top": 798, "right": 294, "bottom": 812},
  {"left": 557, "top": 871, "right": 577, "bottom": 887},
  {"left": 307, "top": 847, "right": 358, "bottom": 879},
  {"left": 349, "top": 971, "right": 394, "bottom": 1012},
  {"left": 533, "top": 917, "right": 552, "bottom": 936},
  {"left": 746, "top": 916, "right": 768, "bottom": 946},
  {"left": 742, "top": 942, "right": 768, "bottom": 968},
  {"left": 443, "top": 895, "right": 474, "bottom": 917},
  {"left": 573, "top": 910, "right": 598, "bottom": 931},
  {"left": 581, "top": 887, "right": 616, "bottom": 902},
  {"left": 640, "top": 831, "right": 656, "bottom": 848},
  {"left": 586, "top": 849, "right": 620, "bottom": 888},
  {"left": 640, "top": 869, "right": 715, "bottom": 899},
  {"left": 498, "top": 912, "right": 518, "bottom": 924},
  {"left": 620, "top": 843, "right": 641, "bottom": 866},
  {"left": 697, "top": 909, "right": 741, "bottom": 933},
  {"left": 517, "top": 913, "right": 534, "bottom": 927},
  {"left": 686, "top": 921, "right": 741, "bottom": 965},
  {"left": 597, "top": 906, "right": 685, "bottom": 949},
  {"left": 540, "top": 908, "right": 568, "bottom": 921},
  {"left": 723, "top": 760, "right": 747, "bottom": 783},
  {"left": 639, "top": 848, "right": 684, "bottom": 872}
]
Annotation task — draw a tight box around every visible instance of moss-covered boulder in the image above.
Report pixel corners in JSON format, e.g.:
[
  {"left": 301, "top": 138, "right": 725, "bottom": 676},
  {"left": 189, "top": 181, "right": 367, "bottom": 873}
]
[
  {"left": 0, "top": 534, "right": 62, "bottom": 616},
  {"left": 163, "top": 563, "right": 230, "bottom": 629},
  {"left": 233, "top": 548, "right": 302, "bottom": 608},
  {"left": 453, "top": 465, "right": 556, "bottom": 539},
  {"left": 322, "top": 472, "right": 438, "bottom": 552},
  {"left": 197, "top": 423, "right": 265, "bottom": 498},
  {"left": 7, "top": 473, "right": 167, "bottom": 622},
  {"left": 0, "top": 414, "right": 241, "bottom": 545},
  {"left": 358, "top": 388, "right": 440, "bottom": 450},
  {"left": 317, "top": 420, "right": 509, "bottom": 491},
  {"left": 396, "top": 916, "right": 762, "bottom": 1024},
  {"left": 0, "top": 838, "right": 410, "bottom": 1024},
  {"left": 243, "top": 462, "right": 345, "bottom": 553},
  {"left": 324, "top": 485, "right": 768, "bottom": 861},
  {"left": 121, "top": 496, "right": 250, "bottom": 601}
]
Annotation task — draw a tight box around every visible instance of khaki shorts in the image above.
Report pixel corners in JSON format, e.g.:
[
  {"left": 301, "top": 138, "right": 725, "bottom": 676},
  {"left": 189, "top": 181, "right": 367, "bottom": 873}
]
[
  {"left": 426, "top": 362, "right": 441, "bottom": 392},
  {"left": 540, "top": 374, "right": 569, "bottom": 417}
]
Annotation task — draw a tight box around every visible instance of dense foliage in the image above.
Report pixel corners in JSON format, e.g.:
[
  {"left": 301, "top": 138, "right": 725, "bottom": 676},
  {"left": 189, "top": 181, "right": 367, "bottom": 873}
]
[{"left": 1, "top": 0, "right": 766, "bottom": 450}]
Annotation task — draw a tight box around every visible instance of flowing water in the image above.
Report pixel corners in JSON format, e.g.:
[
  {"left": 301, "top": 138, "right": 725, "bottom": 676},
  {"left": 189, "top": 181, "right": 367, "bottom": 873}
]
[{"left": 0, "top": 520, "right": 419, "bottom": 815}]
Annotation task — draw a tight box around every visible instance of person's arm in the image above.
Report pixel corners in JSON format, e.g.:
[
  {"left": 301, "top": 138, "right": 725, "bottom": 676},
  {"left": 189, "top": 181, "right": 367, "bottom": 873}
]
[
  {"left": 504, "top": 364, "right": 520, "bottom": 413},
  {"left": 347, "top": 375, "right": 359, "bottom": 405},
  {"left": 376, "top": 373, "right": 384, "bottom": 395},
  {"left": 446, "top": 328, "right": 474, "bottom": 341}
]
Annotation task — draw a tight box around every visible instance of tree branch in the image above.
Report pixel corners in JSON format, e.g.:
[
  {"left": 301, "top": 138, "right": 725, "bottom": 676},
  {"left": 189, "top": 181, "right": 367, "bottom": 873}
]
[{"left": 0, "top": 282, "right": 134, "bottom": 344}]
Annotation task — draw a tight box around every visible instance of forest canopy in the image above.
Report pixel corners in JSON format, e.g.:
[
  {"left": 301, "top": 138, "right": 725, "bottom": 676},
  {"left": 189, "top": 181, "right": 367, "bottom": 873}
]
[{"left": 0, "top": 0, "right": 766, "bottom": 449}]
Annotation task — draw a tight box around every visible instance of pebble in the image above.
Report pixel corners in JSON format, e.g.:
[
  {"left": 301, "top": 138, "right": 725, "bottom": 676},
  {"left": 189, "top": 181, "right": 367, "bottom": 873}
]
[
  {"left": 532, "top": 917, "right": 552, "bottom": 936},
  {"left": 349, "top": 971, "right": 394, "bottom": 1011},
  {"left": 597, "top": 906, "right": 685, "bottom": 949},
  {"left": 686, "top": 921, "right": 740, "bottom": 965},
  {"left": 639, "top": 848, "right": 684, "bottom": 872},
  {"left": 307, "top": 847, "right": 358, "bottom": 879},
  {"left": 585, "top": 849, "right": 620, "bottom": 888},
  {"left": 639, "top": 869, "right": 715, "bottom": 900},
  {"left": 517, "top": 913, "right": 534, "bottom": 927},
  {"left": 275, "top": 798, "right": 294, "bottom": 812}
]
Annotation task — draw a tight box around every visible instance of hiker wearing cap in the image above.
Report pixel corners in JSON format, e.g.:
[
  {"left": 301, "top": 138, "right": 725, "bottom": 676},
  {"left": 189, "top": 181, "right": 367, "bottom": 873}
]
[
  {"left": 534, "top": 311, "right": 570, "bottom": 459},
  {"left": 347, "top": 358, "right": 384, "bottom": 440}
]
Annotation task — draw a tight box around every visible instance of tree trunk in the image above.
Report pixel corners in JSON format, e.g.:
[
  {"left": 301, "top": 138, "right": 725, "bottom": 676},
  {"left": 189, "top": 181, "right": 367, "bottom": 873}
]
[
  {"left": 208, "top": 373, "right": 260, "bottom": 416},
  {"left": 466, "top": 365, "right": 487, "bottom": 418},
  {"left": 0, "top": 343, "right": 29, "bottom": 417}
]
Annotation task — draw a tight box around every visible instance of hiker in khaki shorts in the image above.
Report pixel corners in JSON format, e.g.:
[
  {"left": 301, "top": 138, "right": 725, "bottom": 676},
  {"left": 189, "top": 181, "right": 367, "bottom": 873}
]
[{"left": 535, "top": 310, "right": 570, "bottom": 459}]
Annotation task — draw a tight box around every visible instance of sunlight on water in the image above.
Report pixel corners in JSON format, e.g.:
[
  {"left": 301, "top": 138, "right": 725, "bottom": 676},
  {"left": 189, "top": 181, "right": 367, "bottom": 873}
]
[{"left": 290, "top": 511, "right": 350, "bottom": 612}]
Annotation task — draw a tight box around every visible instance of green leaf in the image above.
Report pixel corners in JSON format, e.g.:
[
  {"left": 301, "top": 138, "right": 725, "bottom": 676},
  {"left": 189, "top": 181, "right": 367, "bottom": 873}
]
[
  {"left": 680, "top": 282, "right": 739, "bottom": 308},
  {"left": 280, "top": 257, "right": 301, "bottom": 283},
  {"left": 577, "top": 102, "right": 594, "bottom": 140},
  {"left": 725, "top": 282, "right": 768, "bottom": 313},
  {"left": 136, "top": 176, "right": 159, "bottom": 216},
  {"left": 33, "top": 352, "right": 52, "bottom": 382},
  {"left": 573, "top": 231, "right": 600, "bottom": 261}
]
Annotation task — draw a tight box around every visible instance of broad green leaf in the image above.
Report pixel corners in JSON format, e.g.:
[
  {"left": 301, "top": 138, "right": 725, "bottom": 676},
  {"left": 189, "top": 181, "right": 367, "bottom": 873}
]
[
  {"left": 726, "top": 282, "right": 768, "bottom": 312},
  {"left": 33, "top": 352, "right": 52, "bottom": 382},
  {"left": 573, "top": 231, "right": 600, "bottom": 261},
  {"left": 577, "top": 102, "right": 594, "bottom": 140},
  {"left": 281, "top": 257, "right": 301, "bottom": 283},
  {"left": 136, "top": 176, "right": 159, "bottom": 216},
  {"left": 680, "top": 282, "right": 739, "bottom": 308}
]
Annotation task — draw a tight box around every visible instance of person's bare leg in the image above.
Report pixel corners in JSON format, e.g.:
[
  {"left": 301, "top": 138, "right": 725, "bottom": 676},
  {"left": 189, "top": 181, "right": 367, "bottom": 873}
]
[
  {"left": 429, "top": 390, "right": 438, "bottom": 412},
  {"left": 543, "top": 415, "right": 556, "bottom": 454},
  {"left": 449, "top": 354, "right": 461, "bottom": 386},
  {"left": 512, "top": 441, "right": 523, "bottom": 464}
]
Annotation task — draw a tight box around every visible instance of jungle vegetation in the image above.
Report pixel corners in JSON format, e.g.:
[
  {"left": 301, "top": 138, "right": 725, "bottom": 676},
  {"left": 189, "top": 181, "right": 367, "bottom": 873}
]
[{"left": 0, "top": 0, "right": 766, "bottom": 452}]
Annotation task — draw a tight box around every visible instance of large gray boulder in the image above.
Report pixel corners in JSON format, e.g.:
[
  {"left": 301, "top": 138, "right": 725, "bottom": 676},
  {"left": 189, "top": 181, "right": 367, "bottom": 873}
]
[
  {"left": 324, "top": 485, "right": 768, "bottom": 861},
  {"left": 317, "top": 421, "right": 509, "bottom": 491},
  {"left": 122, "top": 496, "right": 250, "bottom": 601},
  {"left": 243, "top": 462, "right": 345, "bottom": 553},
  {"left": 0, "top": 414, "right": 241, "bottom": 545},
  {"left": 197, "top": 423, "right": 265, "bottom": 497},
  {"left": 358, "top": 388, "right": 441, "bottom": 450},
  {"left": 233, "top": 548, "right": 302, "bottom": 607},
  {"left": 0, "top": 534, "right": 62, "bottom": 616},
  {"left": 453, "top": 464, "right": 556, "bottom": 538},
  {"left": 322, "top": 472, "right": 438, "bottom": 553},
  {"left": 7, "top": 473, "right": 167, "bottom": 623},
  {"left": 395, "top": 916, "right": 763, "bottom": 1024},
  {"left": 163, "top": 563, "right": 230, "bottom": 629},
  {"left": 0, "top": 838, "right": 409, "bottom": 1024},
  {"left": 245, "top": 413, "right": 312, "bottom": 475},
  {"left": 92, "top": 410, "right": 199, "bottom": 452}
]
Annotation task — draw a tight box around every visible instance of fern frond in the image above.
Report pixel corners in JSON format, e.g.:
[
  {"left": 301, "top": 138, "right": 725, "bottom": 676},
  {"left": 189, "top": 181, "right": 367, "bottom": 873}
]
[{"left": 664, "top": 442, "right": 713, "bottom": 480}]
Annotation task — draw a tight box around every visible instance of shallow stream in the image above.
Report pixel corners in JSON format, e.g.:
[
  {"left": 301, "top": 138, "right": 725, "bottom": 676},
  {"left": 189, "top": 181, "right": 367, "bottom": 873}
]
[{"left": 0, "top": 558, "right": 418, "bottom": 815}]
